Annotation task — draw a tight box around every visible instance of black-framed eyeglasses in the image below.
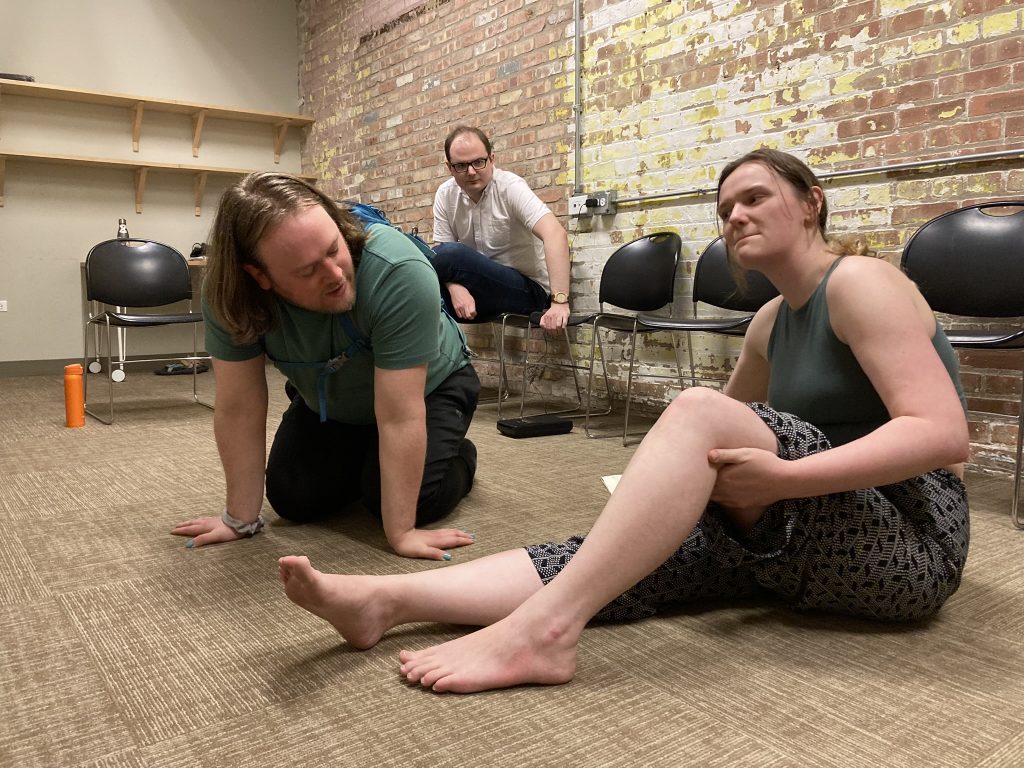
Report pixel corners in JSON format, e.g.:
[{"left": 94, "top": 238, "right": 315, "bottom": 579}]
[{"left": 449, "top": 157, "right": 489, "bottom": 174}]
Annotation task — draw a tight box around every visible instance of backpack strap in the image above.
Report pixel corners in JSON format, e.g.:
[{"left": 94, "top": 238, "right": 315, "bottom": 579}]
[{"left": 266, "top": 313, "right": 371, "bottom": 423}]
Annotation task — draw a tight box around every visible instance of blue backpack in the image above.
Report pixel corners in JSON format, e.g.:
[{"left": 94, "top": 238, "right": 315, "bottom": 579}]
[{"left": 342, "top": 201, "right": 435, "bottom": 261}]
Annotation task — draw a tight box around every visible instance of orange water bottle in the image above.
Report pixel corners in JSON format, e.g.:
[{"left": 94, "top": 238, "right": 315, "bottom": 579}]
[{"left": 64, "top": 363, "right": 85, "bottom": 428}]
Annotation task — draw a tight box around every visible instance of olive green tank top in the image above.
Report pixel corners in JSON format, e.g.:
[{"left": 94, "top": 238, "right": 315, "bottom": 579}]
[{"left": 767, "top": 258, "right": 967, "bottom": 447}]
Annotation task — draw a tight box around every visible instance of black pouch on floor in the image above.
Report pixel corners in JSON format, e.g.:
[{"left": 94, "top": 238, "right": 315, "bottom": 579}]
[{"left": 497, "top": 414, "right": 573, "bottom": 438}]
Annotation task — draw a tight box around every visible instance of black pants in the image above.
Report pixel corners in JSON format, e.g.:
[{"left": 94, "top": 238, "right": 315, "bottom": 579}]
[{"left": 266, "top": 364, "right": 480, "bottom": 526}]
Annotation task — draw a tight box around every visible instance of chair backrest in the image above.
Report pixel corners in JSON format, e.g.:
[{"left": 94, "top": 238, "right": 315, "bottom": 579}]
[
  {"left": 693, "top": 236, "right": 778, "bottom": 312},
  {"left": 598, "top": 231, "right": 681, "bottom": 312},
  {"left": 900, "top": 201, "right": 1024, "bottom": 318},
  {"left": 85, "top": 239, "right": 193, "bottom": 307}
]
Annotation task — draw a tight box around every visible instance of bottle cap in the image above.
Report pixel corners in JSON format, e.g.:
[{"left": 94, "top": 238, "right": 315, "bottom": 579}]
[{"left": 65, "top": 363, "right": 84, "bottom": 375}]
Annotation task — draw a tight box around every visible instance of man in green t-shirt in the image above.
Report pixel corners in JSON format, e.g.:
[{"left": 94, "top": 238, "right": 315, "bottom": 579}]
[{"left": 172, "top": 173, "right": 479, "bottom": 560}]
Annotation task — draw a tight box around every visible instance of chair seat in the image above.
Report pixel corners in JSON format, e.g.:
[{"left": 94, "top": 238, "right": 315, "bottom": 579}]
[
  {"left": 944, "top": 328, "right": 1024, "bottom": 350},
  {"left": 594, "top": 312, "right": 674, "bottom": 334},
  {"left": 502, "top": 311, "right": 596, "bottom": 328},
  {"left": 91, "top": 311, "right": 205, "bottom": 328},
  {"left": 635, "top": 312, "right": 754, "bottom": 334}
]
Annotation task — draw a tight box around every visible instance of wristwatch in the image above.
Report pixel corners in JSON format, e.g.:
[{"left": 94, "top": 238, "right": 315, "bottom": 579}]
[{"left": 551, "top": 291, "right": 570, "bottom": 304}]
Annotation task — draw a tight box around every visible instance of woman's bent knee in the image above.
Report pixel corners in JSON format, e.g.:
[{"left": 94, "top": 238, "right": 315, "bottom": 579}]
[{"left": 668, "top": 386, "right": 730, "bottom": 412}]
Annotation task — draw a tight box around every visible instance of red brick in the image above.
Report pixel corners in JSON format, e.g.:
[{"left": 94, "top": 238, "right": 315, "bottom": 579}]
[
  {"left": 896, "top": 50, "right": 965, "bottom": 80},
  {"left": 970, "top": 37, "right": 1024, "bottom": 68},
  {"left": 838, "top": 112, "right": 897, "bottom": 138},
  {"left": 926, "top": 118, "right": 1003, "bottom": 148},
  {"left": 898, "top": 99, "right": 967, "bottom": 129},
  {"left": 970, "top": 92, "right": 1024, "bottom": 117}
]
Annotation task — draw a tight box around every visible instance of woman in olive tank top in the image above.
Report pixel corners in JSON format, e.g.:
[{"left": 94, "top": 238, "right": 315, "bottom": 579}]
[{"left": 278, "top": 149, "right": 970, "bottom": 695}]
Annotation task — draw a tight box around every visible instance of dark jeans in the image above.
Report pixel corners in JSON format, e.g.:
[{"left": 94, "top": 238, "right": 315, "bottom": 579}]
[
  {"left": 265, "top": 364, "right": 480, "bottom": 526},
  {"left": 431, "top": 241, "right": 549, "bottom": 323}
]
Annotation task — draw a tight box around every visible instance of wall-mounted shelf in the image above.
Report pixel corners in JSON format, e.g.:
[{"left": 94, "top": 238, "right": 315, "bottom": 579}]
[
  {"left": 0, "top": 79, "right": 314, "bottom": 161},
  {"left": 0, "top": 150, "right": 317, "bottom": 215}
]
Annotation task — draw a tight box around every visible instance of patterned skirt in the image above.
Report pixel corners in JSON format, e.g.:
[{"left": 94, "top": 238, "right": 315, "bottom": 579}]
[{"left": 526, "top": 403, "right": 970, "bottom": 623}]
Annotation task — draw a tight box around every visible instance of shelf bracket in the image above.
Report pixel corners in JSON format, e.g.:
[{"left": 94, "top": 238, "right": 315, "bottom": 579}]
[
  {"left": 193, "top": 171, "right": 208, "bottom": 217},
  {"left": 131, "top": 102, "right": 145, "bottom": 152},
  {"left": 192, "top": 110, "right": 207, "bottom": 158},
  {"left": 273, "top": 121, "right": 289, "bottom": 164},
  {"left": 134, "top": 166, "right": 148, "bottom": 213}
]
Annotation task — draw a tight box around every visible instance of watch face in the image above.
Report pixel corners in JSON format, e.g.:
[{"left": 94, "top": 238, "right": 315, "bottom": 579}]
[{"left": 552, "top": 292, "right": 569, "bottom": 304}]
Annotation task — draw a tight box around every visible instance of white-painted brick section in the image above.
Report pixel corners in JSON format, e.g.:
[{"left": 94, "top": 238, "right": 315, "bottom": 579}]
[{"left": 586, "top": 0, "right": 647, "bottom": 32}]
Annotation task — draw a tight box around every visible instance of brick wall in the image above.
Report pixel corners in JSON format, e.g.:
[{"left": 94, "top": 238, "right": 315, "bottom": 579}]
[{"left": 298, "top": 0, "right": 1024, "bottom": 475}]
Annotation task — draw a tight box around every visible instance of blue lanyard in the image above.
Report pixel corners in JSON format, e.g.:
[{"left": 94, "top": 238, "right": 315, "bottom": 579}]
[{"left": 266, "top": 313, "right": 370, "bottom": 422}]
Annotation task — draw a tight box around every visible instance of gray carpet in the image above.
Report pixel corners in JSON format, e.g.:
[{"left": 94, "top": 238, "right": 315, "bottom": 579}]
[{"left": 2, "top": 367, "right": 1023, "bottom": 767}]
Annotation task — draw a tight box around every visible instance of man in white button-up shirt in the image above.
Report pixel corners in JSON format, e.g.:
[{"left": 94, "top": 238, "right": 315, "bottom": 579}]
[{"left": 431, "top": 126, "right": 571, "bottom": 331}]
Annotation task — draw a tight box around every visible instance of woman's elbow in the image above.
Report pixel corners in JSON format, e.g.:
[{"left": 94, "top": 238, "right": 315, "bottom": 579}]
[{"left": 940, "top": 417, "right": 970, "bottom": 465}]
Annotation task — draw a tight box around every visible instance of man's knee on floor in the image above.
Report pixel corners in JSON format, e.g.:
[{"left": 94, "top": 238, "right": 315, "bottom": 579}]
[
  {"left": 413, "top": 440, "right": 477, "bottom": 526},
  {"left": 266, "top": 471, "right": 328, "bottom": 523}
]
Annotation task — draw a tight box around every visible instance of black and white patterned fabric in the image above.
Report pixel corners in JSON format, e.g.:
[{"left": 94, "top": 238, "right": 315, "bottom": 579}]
[{"left": 526, "top": 402, "right": 969, "bottom": 623}]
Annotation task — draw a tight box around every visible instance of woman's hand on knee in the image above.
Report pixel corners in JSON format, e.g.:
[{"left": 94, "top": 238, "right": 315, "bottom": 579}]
[{"left": 708, "top": 447, "right": 787, "bottom": 509}]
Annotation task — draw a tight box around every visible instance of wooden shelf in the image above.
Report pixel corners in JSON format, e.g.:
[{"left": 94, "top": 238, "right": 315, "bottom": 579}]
[
  {"left": 0, "top": 149, "right": 317, "bottom": 215},
  {"left": 0, "top": 78, "right": 313, "bottom": 161}
]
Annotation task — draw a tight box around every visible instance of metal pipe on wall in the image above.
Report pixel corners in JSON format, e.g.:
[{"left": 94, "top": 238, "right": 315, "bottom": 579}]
[
  {"left": 612, "top": 148, "right": 1024, "bottom": 206},
  {"left": 573, "top": 0, "right": 583, "bottom": 194}
]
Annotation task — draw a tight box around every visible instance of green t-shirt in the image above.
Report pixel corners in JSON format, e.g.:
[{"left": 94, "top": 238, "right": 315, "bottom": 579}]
[{"left": 205, "top": 224, "right": 469, "bottom": 425}]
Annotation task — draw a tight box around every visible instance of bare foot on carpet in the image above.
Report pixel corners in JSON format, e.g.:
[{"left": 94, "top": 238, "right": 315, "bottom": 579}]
[
  {"left": 398, "top": 613, "right": 578, "bottom": 693},
  {"left": 278, "top": 555, "right": 392, "bottom": 650}
]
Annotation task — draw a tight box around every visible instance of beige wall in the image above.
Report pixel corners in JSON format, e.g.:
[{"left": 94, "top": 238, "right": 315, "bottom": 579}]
[{"left": 0, "top": 0, "right": 305, "bottom": 367}]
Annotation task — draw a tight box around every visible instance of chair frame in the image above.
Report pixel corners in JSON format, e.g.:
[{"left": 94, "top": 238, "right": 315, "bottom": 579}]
[{"left": 495, "top": 310, "right": 609, "bottom": 421}]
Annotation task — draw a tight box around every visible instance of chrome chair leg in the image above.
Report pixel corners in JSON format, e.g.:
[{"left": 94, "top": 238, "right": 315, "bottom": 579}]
[
  {"left": 582, "top": 323, "right": 619, "bottom": 440},
  {"left": 1013, "top": 368, "right": 1023, "bottom": 529},
  {"left": 84, "top": 318, "right": 116, "bottom": 425},
  {"left": 621, "top": 320, "right": 640, "bottom": 445},
  {"left": 686, "top": 329, "right": 698, "bottom": 389}
]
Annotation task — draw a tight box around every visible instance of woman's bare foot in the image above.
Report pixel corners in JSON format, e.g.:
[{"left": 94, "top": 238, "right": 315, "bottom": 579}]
[
  {"left": 398, "top": 611, "right": 579, "bottom": 693},
  {"left": 278, "top": 555, "right": 393, "bottom": 650}
]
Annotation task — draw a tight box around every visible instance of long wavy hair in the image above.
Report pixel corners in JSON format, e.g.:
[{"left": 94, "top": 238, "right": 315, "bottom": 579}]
[{"left": 204, "top": 172, "right": 367, "bottom": 344}]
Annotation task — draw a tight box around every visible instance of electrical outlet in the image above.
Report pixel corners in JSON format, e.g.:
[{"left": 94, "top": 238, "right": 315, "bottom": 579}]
[
  {"left": 0, "top": 300, "right": 7, "bottom": 312},
  {"left": 568, "top": 191, "right": 617, "bottom": 218},
  {"left": 569, "top": 194, "right": 590, "bottom": 217}
]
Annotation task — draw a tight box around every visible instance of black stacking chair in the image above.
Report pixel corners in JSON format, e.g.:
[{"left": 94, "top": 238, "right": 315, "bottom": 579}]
[
  {"left": 900, "top": 201, "right": 1024, "bottom": 528},
  {"left": 636, "top": 234, "right": 778, "bottom": 384},
  {"left": 580, "top": 231, "right": 683, "bottom": 443},
  {"left": 83, "top": 238, "right": 213, "bottom": 424}
]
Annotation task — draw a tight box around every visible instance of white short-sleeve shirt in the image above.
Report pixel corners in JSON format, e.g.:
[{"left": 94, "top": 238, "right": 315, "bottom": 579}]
[{"left": 432, "top": 168, "right": 552, "bottom": 291}]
